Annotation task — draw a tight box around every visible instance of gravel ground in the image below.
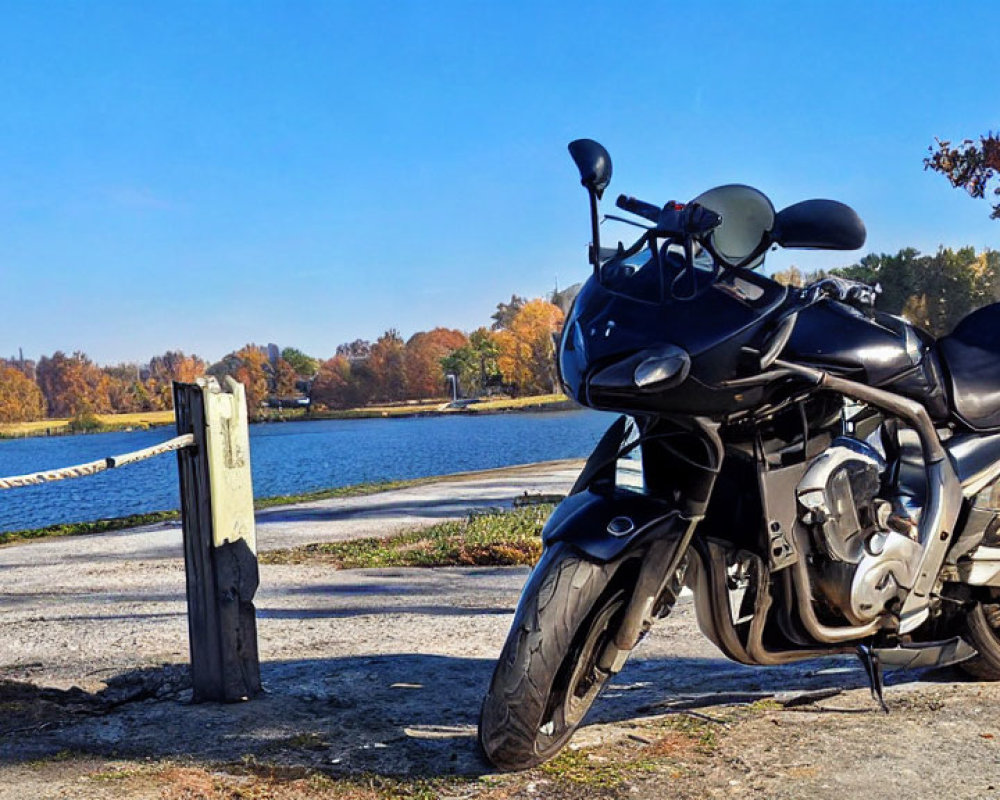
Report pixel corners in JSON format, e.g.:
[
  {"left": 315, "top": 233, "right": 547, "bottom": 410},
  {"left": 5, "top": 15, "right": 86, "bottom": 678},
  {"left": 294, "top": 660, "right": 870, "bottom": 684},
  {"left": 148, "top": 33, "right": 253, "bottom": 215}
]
[{"left": 2, "top": 459, "right": 1000, "bottom": 798}]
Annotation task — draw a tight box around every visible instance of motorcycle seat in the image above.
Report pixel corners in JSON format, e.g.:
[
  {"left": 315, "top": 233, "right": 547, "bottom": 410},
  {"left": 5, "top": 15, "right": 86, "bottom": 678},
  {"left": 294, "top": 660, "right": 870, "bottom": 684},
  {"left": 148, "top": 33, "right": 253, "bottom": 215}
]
[{"left": 936, "top": 302, "right": 1000, "bottom": 432}]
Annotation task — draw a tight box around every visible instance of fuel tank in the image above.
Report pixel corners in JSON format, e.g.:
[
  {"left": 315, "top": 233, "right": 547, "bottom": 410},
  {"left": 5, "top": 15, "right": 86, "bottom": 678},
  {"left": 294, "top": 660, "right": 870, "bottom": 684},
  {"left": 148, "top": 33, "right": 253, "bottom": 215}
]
[{"left": 784, "top": 300, "right": 950, "bottom": 420}]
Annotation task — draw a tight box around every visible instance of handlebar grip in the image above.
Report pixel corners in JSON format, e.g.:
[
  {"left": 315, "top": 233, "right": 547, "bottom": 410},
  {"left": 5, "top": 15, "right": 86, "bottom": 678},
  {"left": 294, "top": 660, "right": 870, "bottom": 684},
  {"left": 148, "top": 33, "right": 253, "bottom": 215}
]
[{"left": 615, "top": 194, "right": 661, "bottom": 223}]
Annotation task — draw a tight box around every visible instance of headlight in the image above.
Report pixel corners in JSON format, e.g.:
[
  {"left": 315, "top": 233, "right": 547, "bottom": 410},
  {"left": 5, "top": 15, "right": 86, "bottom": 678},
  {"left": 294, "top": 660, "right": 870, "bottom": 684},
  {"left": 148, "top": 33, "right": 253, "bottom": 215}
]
[
  {"left": 589, "top": 345, "right": 690, "bottom": 393},
  {"left": 634, "top": 350, "right": 690, "bottom": 388}
]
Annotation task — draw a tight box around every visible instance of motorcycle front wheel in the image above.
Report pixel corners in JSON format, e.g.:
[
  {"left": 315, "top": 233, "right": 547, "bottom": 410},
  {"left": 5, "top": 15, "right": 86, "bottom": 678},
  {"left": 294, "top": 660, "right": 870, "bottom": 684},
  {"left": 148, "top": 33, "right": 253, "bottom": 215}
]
[{"left": 478, "top": 543, "right": 633, "bottom": 770}]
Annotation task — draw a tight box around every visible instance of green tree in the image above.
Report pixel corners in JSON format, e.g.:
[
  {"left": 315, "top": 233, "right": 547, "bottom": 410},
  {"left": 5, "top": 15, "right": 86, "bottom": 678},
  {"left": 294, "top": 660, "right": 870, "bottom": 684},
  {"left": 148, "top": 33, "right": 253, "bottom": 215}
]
[
  {"left": 440, "top": 327, "right": 502, "bottom": 398},
  {"left": 280, "top": 347, "right": 319, "bottom": 377},
  {"left": 830, "top": 247, "right": 1000, "bottom": 336}
]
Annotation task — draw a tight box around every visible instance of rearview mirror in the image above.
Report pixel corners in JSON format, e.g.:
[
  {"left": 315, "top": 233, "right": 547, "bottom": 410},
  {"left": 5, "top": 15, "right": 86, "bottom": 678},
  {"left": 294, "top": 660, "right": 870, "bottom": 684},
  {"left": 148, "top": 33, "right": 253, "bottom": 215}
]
[
  {"left": 772, "top": 199, "right": 866, "bottom": 250},
  {"left": 568, "top": 139, "right": 612, "bottom": 199}
]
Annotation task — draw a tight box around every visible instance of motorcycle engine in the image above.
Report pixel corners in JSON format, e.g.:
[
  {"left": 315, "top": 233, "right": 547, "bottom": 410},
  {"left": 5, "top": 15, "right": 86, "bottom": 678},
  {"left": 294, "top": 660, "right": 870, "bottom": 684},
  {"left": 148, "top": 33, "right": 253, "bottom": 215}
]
[{"left": 796, "top": 437, "right": 922, "bottom": 625}]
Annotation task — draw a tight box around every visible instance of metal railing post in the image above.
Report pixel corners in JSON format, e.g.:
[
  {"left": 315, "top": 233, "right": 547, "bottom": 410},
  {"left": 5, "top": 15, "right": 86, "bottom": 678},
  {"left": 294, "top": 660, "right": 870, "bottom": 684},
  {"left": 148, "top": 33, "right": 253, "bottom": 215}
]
[{"left": 174, "top": 377, "right": 261, "bottom": 702}]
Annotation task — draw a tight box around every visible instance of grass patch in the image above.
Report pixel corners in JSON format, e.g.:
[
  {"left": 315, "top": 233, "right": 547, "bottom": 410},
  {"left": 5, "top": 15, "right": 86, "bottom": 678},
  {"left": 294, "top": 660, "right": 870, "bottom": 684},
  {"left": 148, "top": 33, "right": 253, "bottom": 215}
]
[
  {"left": 0, "top": 464, "right": 574, "bottom": 547},
  {"left": 150, "top": 764, "right": 463, "bottom": 800},
  {"left": 0, "top": 394, "right": 573, "bottom": 440},
  {"left": 0, "top": 477, "right": 450, "bottom": 545},
  {"left": 0, "top": 410, "right": 175, "bottom": 438},
  {"left": 539, "top": 747, "right": 655, "bottom": 789},
  {"left": 465, "top": 393, "right": 574, "bottom": 412},
  {"left": 253, "top": 476, "right": 447, "bottom": 509},
  {"left": 537, "top": 717, "right": 720, "bottom": 790},
  {"left": 261, "top": 505, "right": 553, "bottom": 568},
  {"left": 0, "top": 510, "right": 180, "bottom": 547}
]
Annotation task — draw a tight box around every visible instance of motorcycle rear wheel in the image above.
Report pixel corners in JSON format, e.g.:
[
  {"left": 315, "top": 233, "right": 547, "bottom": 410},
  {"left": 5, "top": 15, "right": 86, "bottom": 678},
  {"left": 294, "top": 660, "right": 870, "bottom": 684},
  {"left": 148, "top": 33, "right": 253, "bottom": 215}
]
[
  {"left": 478, "top": 543, "right": 630, "bottom": 770},
  {"left": 960, "top": 602, "right": 1000, "bottom": 680}
]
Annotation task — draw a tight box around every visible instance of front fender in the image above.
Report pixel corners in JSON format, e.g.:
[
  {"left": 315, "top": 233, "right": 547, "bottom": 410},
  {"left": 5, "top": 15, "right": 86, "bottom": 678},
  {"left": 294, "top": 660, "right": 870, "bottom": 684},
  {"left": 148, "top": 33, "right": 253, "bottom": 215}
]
[{"left": 542, "top": 487, "right": 683, "bottom": 563}]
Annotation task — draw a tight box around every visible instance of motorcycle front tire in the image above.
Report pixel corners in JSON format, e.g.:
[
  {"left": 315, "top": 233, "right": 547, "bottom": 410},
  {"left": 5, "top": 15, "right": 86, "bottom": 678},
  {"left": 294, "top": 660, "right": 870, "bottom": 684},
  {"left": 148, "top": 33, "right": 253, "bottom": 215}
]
[{"left": 478, "top": 542, "right": 632, "bottom": 770}]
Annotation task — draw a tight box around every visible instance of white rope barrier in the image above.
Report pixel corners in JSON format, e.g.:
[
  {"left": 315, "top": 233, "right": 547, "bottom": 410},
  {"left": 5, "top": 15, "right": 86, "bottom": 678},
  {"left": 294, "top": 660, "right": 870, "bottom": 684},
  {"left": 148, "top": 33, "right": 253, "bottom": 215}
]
[{"left": 0, "top": 433, "right": 195, "bottom": 490}]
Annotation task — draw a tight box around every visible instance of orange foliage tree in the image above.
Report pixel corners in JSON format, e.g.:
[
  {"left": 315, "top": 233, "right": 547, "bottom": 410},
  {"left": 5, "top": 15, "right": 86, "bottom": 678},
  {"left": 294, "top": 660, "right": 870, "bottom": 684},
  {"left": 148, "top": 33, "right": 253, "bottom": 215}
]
[
  {"left": 495, "top": 299, "right": 565, "bottom": 395},
  {"left": 368, "top": 330, "right": 408, "bottom": 403},
  {"left": 404, "top": 328, "right": 468, "bottom": 399},
  {"left": 143, "top": 351, "right": 206, "bottom": 410},
  {"left": 208, "top": 345, "right": 270, "bottom": 416},
  {"left": 35, "top": 351, "right": 112, "bottom": 417},
  {"left": 0, "top": 364, "right": 46, "bottom": 423},
  {"left": 310, "top": 355, "right": 356, "bottom": 410}
]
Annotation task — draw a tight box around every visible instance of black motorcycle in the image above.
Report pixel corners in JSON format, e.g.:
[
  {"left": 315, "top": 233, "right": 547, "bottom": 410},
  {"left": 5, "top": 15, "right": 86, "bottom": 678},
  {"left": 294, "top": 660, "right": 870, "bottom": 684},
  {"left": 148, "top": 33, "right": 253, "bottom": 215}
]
[{"left": 478, "top": 139, "right": 1000, "bottom": 769}]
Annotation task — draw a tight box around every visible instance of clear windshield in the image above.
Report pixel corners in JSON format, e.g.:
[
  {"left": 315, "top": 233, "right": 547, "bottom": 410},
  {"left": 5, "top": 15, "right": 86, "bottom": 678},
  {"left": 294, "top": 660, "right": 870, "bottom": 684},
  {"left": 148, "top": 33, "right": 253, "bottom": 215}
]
[{"left": 599, "top": 238, "right": 720, "bottom": 304}]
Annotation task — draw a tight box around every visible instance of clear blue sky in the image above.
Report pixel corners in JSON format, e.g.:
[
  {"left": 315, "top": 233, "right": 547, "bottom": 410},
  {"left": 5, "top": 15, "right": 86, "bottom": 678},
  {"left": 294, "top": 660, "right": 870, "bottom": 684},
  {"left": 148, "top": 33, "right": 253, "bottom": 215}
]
[{"left": 1, "top": 1, "right": 998, "bottom": 365}]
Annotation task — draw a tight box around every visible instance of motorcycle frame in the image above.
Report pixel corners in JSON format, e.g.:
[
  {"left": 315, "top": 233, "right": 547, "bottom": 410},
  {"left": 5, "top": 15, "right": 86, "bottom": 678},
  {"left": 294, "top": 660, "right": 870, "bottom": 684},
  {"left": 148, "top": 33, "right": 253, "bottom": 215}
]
[{"left": 548, "top": 356, "right": 969, "bottom": 669}]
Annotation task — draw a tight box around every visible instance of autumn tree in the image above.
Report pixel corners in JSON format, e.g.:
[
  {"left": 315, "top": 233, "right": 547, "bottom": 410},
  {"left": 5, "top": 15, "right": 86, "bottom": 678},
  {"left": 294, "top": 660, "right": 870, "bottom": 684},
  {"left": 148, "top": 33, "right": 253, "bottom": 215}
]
[
  {"left": 147, "top": 351, "right": 205, "bottom": 384},
  {"left": 495, "top": 299, "right": 565, "bottom": 395},
  {"left": 368, "top": 330, "right": 408, "bottom": 402},
  {"left": 101, "top": 363, "right": 149, "bottom": 413},
  {"left": 311, "top": 355, "right": 352, "bottom": 409},
  {"left": 404, "top": 328, "right": 468, "bottom": 399},
  {"left": 309, "top": 352, "right": 380, "bottom": 409},
  {"left": 208, "top": 345, "right": 270, "bottom": 416},
  {"left": 0, "top": 364, "right": 46, "bottom": 423},
  {"left": 35, "top": 351, "right": 112, "bottom": 417},
  {"left": 142, "top": 351, "right": 205, "bottom": 410},
  {"left": 273, "top": 357, "right": 299, "bottom": 398},
  {"left": 925, "top": 133, "right": 1000, "bottom": 219},
  {"left": 771, "top": 266, "right": 809, "bottom": 287}
]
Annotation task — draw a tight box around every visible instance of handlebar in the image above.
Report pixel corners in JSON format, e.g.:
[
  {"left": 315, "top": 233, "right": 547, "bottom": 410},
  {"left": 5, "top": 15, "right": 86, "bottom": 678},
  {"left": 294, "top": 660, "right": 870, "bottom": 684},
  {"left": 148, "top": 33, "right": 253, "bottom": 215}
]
[
  {"left": 801, "top": 276, "right": 881, "bottom": 308},
  {"left": 615, "top": 194, "right": 661, "bottom": 223},
  {"left": 616, "top": 194, "right": 722, "bottom": 239}
]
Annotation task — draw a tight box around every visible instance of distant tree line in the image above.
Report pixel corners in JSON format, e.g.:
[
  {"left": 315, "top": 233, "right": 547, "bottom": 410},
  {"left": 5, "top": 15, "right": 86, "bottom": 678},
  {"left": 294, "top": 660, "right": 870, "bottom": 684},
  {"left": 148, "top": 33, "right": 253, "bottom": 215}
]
[
  {"left": 0, "top": 290, "right": 571, "bottom": 424},
  {"left": 772, "top": 246, "right": 1000, "bottom": 337}
]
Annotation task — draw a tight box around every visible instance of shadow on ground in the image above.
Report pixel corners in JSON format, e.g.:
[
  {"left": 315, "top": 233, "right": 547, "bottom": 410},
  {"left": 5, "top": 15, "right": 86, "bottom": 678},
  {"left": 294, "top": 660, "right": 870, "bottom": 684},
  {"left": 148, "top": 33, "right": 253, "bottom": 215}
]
[{"left": 0, "top": 650, "right": 954, "bottom": 777}]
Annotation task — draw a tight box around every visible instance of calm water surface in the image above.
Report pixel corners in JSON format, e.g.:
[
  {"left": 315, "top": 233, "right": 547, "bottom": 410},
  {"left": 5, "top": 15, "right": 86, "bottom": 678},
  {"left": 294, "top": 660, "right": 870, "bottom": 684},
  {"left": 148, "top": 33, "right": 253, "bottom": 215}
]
[{"left": 0, "top": 410, "right": 615, "bottom": 532}]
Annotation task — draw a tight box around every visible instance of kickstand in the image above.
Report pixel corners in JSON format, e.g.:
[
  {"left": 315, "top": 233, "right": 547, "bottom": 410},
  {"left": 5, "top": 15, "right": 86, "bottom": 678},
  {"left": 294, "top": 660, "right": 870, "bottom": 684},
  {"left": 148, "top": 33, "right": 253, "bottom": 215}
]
[{"left": 856, "top": 643, "right": 889, "bottom": 714}]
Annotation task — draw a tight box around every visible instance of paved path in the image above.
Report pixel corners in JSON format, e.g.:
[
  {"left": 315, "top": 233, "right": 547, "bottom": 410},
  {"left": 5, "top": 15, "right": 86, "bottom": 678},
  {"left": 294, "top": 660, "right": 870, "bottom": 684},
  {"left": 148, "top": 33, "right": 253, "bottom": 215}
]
[{"left": 0, "top": 460, "right": 586, "bottom": 686}]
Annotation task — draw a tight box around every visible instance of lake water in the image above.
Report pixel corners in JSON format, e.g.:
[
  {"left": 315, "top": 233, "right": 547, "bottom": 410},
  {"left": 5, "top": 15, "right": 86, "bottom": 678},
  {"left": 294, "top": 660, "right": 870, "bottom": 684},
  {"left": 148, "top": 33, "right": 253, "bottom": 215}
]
[{"left": 0, "top": 410, "right": 616, "bottom": 533}]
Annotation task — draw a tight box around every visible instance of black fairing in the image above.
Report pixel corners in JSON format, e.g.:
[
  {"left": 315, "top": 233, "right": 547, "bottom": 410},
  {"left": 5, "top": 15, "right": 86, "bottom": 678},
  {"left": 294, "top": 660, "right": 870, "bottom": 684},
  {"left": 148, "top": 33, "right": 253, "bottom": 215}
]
[
  {"left": 784, "top": 300, "right": 950, "bottom": 421},
  {"left": 560, "top": 267, "right": 787, "bottom": 416},
  {"left": 541, "top": 486, "right": 683, "bottom": 562},
  {"left": 773, "top": 199, "right": 866, "bottom": 250}
]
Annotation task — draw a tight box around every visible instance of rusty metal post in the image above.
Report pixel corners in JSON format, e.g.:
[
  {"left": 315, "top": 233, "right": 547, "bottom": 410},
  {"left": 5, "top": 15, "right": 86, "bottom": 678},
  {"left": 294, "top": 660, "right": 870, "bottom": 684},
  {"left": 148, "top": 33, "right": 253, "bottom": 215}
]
[{"left": 174, "top": 377, "right": 261, "bottom": 702}]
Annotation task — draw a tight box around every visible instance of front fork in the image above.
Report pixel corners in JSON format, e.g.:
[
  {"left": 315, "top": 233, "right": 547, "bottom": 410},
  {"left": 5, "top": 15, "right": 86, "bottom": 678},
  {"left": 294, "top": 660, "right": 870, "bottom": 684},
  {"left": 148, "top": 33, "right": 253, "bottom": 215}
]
[
  {"left": 543, "top": 414, "right": 723, "bottom": 674},
  {"left": 598, "top": 516, "right": 701, "bottom": 673}
]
